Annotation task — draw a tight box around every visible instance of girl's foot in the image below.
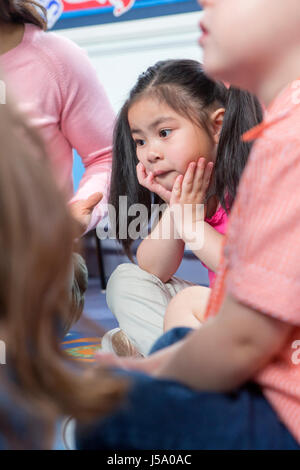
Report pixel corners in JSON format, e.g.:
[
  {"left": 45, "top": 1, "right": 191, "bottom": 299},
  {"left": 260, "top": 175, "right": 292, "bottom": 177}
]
[{"left": 101, "top": 328, "right": 143, "bottom": 358}]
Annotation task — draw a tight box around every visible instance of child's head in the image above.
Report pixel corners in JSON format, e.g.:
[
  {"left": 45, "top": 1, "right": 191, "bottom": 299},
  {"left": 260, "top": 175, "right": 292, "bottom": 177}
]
[
  {"left": 199, "top": 0, "right": 300, "bottom": 95},
  {"left": 126, "top": 59, "right": 226, "bottom": 192},
  {"left": 67, "top": 252, "right": 89, "bottom": 333},
  {"left": 0, "top": 96, "right": 125, "bottom": 448},
  {"left": 110, "top": 59, "right": 262, "bottom": 256},
  {"left": 0, "top": 0, "right": 46, "bottom": 29}
]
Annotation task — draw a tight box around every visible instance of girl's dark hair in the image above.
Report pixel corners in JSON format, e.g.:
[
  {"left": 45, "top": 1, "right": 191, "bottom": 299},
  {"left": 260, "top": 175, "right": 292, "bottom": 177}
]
[
  {"left": 213, "top": 88, "right": 263, "bottom": 209},
  {"left": 0, "top": 0, "right": 47, "bottom": 29},
  {"left": 109, "top": 59, "right": 263, "bottom": 258}
]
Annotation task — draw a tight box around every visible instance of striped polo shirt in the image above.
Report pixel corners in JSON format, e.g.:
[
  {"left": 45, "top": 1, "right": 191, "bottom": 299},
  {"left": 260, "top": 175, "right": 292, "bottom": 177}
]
[{"left": 205, "top": 79, "right": 300, "bottom": 444}]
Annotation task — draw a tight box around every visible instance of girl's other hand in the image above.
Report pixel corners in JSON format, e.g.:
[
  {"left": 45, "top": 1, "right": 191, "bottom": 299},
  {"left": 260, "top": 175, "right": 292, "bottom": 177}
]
[
  {"left": 169, "top": 158, "right": 213, "bottom": 242},
  {"left": 70, "top": 192, "right": 103, "bottom": 234},
  {"left": 170, "top": 158, "right": 213, "bottom": 207},
  {"left": 136, "top": 162, "right": 172, "bottom": 203}
]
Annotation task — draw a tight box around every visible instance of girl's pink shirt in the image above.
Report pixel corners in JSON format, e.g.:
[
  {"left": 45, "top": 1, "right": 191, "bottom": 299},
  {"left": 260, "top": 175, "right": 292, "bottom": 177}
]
[
  {"left": 0, "top": 24, "right": 115, "bottom": 232},
  {"left": 204, "top": 205, "right": 229, "bottom": 286}
]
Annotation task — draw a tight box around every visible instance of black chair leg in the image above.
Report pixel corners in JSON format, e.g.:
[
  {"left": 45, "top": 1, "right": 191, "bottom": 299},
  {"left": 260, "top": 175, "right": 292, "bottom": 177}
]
[{"left": 94, "top": 230, "right": 107, "bottom": 292}]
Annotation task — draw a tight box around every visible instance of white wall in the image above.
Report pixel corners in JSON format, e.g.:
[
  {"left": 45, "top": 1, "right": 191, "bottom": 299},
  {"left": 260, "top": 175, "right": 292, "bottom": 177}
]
[{"left": 56, "top": 11, "right": 203, "bottom": 112}]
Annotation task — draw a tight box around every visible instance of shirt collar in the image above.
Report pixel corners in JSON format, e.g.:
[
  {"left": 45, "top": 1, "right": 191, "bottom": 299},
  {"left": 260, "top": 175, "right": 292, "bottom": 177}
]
[{"left": 242, "top": 79, "right": 300, "bottom": 142}]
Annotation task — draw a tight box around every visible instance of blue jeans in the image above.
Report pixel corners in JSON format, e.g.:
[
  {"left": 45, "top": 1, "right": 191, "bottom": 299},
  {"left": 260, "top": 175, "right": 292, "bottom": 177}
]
[{"left": 75, "top": 328, "right": 300, "bottom": 450}]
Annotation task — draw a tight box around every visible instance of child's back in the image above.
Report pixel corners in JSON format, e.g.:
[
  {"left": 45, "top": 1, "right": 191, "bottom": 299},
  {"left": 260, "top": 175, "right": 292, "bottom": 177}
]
[
  {"left": 76, "top": 0, "right": 300, "bottom": 451},
  {"left": 206, "top": 81, "right": 300, "bottom": 442}
]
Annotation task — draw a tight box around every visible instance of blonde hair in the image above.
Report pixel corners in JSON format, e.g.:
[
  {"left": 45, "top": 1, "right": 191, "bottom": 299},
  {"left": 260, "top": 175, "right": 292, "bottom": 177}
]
[{"left": 0, "top": 97, "right": 126, "bottom": 448}]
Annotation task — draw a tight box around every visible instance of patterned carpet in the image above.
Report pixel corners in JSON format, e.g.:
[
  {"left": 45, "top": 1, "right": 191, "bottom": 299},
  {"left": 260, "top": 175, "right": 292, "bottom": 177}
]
[
  {"left": 60, "top": 278, "right": 118, "bottom": 363},
  {"left": 62, "top": 331, "right": 102, "bottom": 363}
]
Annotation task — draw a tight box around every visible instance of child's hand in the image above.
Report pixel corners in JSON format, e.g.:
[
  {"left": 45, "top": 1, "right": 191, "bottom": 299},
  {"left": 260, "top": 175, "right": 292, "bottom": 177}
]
[
  {"left": 136, "top": 162, "right": 172, "bottom": 203},
  {"left": 95, "top": 350, "right": 164, "bottom": 375},
  {"left": 70, "top": 192, "right": 103, "bottom": 234},
  {"left": 170, "top": 158, "right": 213, "bottom": 244},
  {"left": 171, "top": 157, "right": 213, "bottom": 206}
]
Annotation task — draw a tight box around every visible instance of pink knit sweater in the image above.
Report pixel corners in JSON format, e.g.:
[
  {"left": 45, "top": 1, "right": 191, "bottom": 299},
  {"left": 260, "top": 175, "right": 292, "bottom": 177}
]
[{"left": 1, "top": 23, "right": 115, "bottom": 232}]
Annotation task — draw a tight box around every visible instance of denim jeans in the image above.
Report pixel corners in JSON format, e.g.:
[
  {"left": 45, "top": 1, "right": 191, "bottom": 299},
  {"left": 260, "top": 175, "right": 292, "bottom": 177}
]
[{"left": 75, "top": 328, "right": 300, "bottom": 450}]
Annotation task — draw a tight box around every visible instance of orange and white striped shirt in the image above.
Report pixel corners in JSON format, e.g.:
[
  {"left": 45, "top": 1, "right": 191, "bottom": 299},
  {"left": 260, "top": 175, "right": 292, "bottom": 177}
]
[{"left": 205, "top": 80, "right": 300, "bottom": 444}]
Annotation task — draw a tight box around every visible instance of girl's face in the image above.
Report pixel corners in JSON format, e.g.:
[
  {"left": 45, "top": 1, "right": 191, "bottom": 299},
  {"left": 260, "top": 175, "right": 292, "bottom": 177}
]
[
  {"left": 128, "top": 96, "right": 221, "bottom": 191},
  {"left": 199, "top": 0, "right": 300, "bottom": 92}
]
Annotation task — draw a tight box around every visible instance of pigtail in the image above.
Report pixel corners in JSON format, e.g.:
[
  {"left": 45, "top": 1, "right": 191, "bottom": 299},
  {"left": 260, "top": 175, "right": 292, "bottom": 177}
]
[
  {"left": 109, "top": 60, "right": 262, "bottom": 260},
  {"left": 213, "top": 87, "right": 263, "bottom": 210},
  {"left": 0, "top": 0, "right": 47, "bottom": 30}
]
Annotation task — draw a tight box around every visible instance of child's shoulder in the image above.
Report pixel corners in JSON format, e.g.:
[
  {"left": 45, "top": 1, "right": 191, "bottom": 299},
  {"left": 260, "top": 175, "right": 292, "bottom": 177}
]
[
  {"left": 263, "top": 82, "right": 300, "bottom": 145},
  {"left": 24, "top": 24, "right": 97, "bottom": 93},
  {"left": 28, "top": 24, "right": 83, "bottom": 54},
  {"left": 252, "top": 99, "right": 300, "bottom": 165},
  {"left": 26, "top": 24, "right": 89, "bottom": 71}
]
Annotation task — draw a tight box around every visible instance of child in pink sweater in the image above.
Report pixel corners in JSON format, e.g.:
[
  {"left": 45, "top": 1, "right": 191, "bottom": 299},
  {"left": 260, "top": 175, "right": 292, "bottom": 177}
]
[{"left": 0, "top": 5, "right": 114, "bottom": 233}]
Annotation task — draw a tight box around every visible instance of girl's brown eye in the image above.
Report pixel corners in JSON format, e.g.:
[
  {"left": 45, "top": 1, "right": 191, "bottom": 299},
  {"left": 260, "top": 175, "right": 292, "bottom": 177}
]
[
  {"left": 136, "top": 139, "right": 145, "bottom": 146},
  {"left": 160, "top": 129, "right": 171, "bottom": 138}
]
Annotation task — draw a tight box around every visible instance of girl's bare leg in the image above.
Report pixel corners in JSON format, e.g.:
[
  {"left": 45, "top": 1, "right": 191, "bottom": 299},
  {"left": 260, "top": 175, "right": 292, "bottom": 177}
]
[{"left": 163, "top": 286, "right": 211, "bottom": 331}]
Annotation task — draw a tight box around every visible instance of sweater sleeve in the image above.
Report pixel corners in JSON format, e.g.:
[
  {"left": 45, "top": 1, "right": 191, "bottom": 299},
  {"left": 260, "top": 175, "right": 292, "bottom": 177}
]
[{"left": 56, "top": 38, "right": 115, "bottom": 232}]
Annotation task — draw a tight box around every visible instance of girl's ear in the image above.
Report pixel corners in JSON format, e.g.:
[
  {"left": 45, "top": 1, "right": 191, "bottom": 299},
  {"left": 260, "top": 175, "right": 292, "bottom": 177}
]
[{"left": 210, "top": 108, "right": 225, "bottom": 144}]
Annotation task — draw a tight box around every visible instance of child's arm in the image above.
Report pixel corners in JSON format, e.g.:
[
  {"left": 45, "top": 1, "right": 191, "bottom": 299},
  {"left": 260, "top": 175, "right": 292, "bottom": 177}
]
[
  {"left": 57, "top": 39, "right": 115, "bottom": 233},
  {"left": 156, "top": 293, "right": 292, "bottom": 391},
  {"left": 191, "top": 222, "right": 223, "bottom": 273},
  {"left": 97, "top": 293, "right": 292, "bottom": 392},
  {"left": 135, "top": 162, "right": 185, "bottom": 282},
  {"left": 136, "top": 206, "right": 185, "bottom": 283},
  {"left": 170, "top": 159, "right": 222, "bottom": 273}
]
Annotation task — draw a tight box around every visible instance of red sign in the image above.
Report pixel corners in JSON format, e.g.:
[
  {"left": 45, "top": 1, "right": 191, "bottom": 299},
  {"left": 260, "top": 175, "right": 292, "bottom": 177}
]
[{"left": 62, "top": 0, "right": 136, "bottom": 16}]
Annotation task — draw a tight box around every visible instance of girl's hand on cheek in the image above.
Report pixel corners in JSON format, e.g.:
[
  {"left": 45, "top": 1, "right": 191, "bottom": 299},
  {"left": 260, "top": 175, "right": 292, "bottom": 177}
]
[
  {"left": 170, "top": 158, "right": 213, "bottom": 206},
  {"left": 136, "top": 162, "right": 172, "bottom": 203},
  {"left": 169, "top": 158, "right": 213, "bottom": 241}
]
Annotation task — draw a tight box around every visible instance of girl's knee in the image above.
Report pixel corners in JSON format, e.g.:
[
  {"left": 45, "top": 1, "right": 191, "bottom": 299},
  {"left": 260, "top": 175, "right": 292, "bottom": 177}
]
[
  {"left": 106, "top": 263, "right": 130, "bottom": 309},
  {"left": 106, "top": 263, "right": 151, "bottom": 310},
  {"left": 163, "top": 286, "right": 210, "bottom": 331},
  {"left": 106, "top": 263, "right": 165, "bottom": 303},
  {"left": 163, "top": 288, "right": 191, "bottom": 331},
  {"left": 166, "top": 286, "right": 198, "bottom": 310}
]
